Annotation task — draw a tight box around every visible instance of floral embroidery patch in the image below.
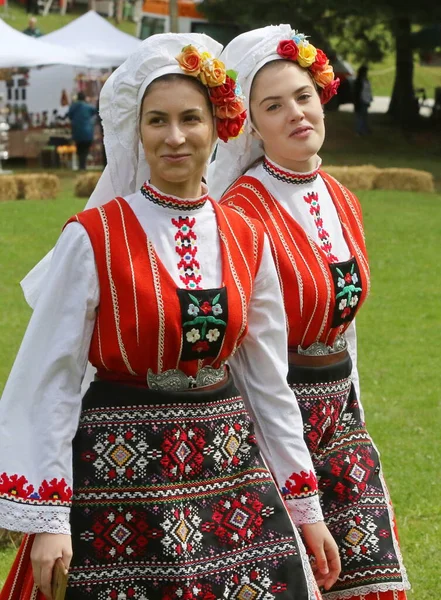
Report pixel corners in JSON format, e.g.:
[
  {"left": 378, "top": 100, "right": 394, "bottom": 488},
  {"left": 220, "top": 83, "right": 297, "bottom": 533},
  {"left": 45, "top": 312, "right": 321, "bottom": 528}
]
[
  {"left": 177, "top": 287, "right": 228, "bottom": 361},
  {"left": 173, "top": 215, "right": 202, "bottom": 290},
  {"left": 303, "top": 191, "right": 339, "bottom": 263},
  {"left": 282, "top": 470, "right": 318, "bottom": 500},
  {"left": 0, "top": 472, "right": 72, "bottom": 505},
  {"left": 329, "top": 257, "right": 363, "bottom": 327}
]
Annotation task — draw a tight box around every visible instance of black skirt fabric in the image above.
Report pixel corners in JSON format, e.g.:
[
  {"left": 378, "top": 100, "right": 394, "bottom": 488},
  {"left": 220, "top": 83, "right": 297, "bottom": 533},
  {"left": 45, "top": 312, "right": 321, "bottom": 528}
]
[
  {"left": 66, "top": 377, "right": 316, "bottom": 600},
  {"left": 288, "top": 356, "right": 409, "bottom": 599}
]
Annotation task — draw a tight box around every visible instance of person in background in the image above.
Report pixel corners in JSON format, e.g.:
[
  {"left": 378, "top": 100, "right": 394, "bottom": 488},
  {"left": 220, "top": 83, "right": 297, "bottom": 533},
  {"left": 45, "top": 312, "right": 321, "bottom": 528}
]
[
  {"left": 67, "top": 92, "right": 97, "bottom": 171},
  {"left": 22, "top": 17, "right": 42, "bottom": 37},
  {"left": 353, "top": 65, "right": 373, "bottom": 135}
]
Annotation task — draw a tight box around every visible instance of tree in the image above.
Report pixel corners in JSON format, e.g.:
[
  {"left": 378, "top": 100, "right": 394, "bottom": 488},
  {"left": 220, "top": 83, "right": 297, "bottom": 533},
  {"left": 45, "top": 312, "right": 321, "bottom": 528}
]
[{"left": 200, "top": 0, "right": 441, "bottom": 127}]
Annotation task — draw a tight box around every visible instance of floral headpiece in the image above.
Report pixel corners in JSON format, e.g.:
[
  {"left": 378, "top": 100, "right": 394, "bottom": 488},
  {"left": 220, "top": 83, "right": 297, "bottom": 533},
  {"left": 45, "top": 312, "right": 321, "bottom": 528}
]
[
  {"left": 176, "top": 45, "right": 246, "bottom": 143},
  {"left": 276, "top": 31, "right": 340, "bottom": 104}
]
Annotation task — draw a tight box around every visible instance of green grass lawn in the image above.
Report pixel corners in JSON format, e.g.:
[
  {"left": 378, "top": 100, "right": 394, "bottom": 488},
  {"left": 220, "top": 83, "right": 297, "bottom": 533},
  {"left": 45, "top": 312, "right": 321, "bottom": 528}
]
[{"left": 0, "top": 184, "right": 440, "bottom": 596}]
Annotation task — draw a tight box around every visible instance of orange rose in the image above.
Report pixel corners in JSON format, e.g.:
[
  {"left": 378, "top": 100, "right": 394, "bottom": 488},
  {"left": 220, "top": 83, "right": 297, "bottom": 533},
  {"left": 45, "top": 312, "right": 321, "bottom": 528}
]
[
  {"left": 200, "top": 58, "right": 226, "bottom": 87},
  {"left": 176, "top": 45, "right": 202, "bottom": 77},
  {"left": 215, "top": 98, "right": 245, "bottom": 119},
  {"left": 297, "top": 43, "right": 317, "bottom": 68},
  {"left": 314, "top": 64, "right": 334, "bottom": 88}
]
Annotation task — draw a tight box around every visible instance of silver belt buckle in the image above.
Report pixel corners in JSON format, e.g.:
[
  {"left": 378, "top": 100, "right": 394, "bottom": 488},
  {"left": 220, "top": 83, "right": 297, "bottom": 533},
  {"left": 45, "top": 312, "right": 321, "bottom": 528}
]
[
  {"left": 298, "top": 334, "right": 347, "bottom": 356},
  {"left": 147, "top": 365, "right": 225, "bottom": 391}
]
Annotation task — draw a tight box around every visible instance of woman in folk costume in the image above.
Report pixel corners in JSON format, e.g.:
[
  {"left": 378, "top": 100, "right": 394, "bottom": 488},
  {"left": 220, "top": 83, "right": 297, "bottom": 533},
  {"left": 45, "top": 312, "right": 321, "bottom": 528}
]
[
  {"left": 0, "top": 33, "right": 341, "bottom": 600},
  {"left": 209, "top": 25, "right": 410, "bottom": 600}
]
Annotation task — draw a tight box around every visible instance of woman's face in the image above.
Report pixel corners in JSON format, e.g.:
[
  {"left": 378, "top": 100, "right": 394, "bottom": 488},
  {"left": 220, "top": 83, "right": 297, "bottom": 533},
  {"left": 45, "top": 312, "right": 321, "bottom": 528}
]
[
  {"left": 140, "top": 77, "right": 215, "bottom": 196},
  {"left": 250, "top": 61, "right": 325, "bottom": 172}
]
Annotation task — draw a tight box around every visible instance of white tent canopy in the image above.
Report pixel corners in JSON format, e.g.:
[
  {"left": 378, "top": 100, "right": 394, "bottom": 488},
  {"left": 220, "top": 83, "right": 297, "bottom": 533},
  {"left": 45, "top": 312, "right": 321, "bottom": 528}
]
[
  {"left": 0, "top": 18, "right": 89, "bottom": 68},
  {"left": 43, "top": 11, "right": 142, "bottom": 68}
]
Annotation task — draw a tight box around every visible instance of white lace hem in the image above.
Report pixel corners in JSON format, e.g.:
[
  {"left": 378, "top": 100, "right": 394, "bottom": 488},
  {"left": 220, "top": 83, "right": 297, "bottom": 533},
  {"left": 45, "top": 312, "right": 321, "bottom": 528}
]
[
  {"left": 291, "top": 523, "right": 321, "bottom": 600},
  {"left": 286, "top": 495, "right": 324, "bottom": 526},
  {"left": 323, "top": 581, "right": 411, "bottom": 599},
  {"left": 0, "top": 498, "right": 71, "bottom": 534}
]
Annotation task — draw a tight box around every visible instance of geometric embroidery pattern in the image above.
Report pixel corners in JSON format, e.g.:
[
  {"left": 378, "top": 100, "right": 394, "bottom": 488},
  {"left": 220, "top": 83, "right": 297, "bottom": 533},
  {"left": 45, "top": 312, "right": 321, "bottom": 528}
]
[
  {"left": 67, "top": 386, "right": 309, "bottom": 600},
  {"left": 204, "top": 491, "right": 273, "bottom": 547},
  {"left": 160, "top": 424, "right": 206, "bottom": 481},
  {"left": 290, "top": 373, "right": 409, "bottom": 597},
  {"left": 208, "top": 421, "right": 253, "bottom": 472},
  {"left": 87, "top": 427, "right": 156, "bottom": 482},
  {"left": 85, "top": 507, "right": 163, "bottom": 562},
  {"left": 161, "top": 505, "right": 203, "bottom": 557},
  {"left": 223, "top": 567, "right": 282, "bottom": 599}
]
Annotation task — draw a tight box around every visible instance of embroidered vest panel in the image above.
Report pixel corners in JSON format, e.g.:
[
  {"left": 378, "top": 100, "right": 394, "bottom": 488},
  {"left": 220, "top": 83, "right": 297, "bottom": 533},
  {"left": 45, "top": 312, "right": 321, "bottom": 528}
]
[
  {"left": 65, "top": 198, "right": 264, "bottom": 382},
  {"left": 220, "top": 171, "right": 370, "bottom": 350}
]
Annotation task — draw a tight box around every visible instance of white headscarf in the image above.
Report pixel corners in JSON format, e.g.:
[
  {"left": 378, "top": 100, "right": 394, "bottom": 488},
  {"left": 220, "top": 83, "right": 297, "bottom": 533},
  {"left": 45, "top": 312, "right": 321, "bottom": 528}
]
[
  {"left": 21, "top": 32, "right": 223, "bottom": 308},
  {"left": 208, "top": 24, "right": 296, "bottom": 200}
]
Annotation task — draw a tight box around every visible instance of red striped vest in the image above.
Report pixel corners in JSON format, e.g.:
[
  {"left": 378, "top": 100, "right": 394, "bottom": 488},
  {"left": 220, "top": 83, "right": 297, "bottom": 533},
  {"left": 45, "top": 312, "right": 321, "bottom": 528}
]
[
  {"left": 65, "top": 197, "right": 265, "bottom": 383},
  {"left": 220, "top": 171, "right": 370, "bottom": 350}
]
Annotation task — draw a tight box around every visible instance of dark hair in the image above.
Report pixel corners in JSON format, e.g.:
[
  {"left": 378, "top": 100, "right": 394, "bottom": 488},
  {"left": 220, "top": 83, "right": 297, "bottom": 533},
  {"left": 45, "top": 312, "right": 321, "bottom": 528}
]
[
  {"left": 77, "top": 91, "right": 86, "bottom": 102},
  {"left": 141, "top": 73, "right": 213, "bottom": 116}
]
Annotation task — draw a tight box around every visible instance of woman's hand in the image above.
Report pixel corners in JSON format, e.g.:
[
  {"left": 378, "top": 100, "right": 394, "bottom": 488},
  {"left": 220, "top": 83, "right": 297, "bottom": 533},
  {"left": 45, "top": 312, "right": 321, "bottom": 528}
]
[
  {"left": 30, "top": 533, "right": 72, "bottom": 600},
  {"left": 301, "top": 521, "right": 341, "bottom": 590}
]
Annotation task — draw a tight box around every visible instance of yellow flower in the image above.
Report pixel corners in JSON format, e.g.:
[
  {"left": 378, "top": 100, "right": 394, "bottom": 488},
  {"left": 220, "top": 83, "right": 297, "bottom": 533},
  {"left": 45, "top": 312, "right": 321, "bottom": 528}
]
[
  {"left": 176, "top": 44, "right": 202, "bottom": 77},
  {"left": 297, "top": 43, "right": 317, "bottom": 68},
  {"left": 314, "top": 64, "right": 334, "bottom": 88},
  {"left": 200, "top": 57, "right": 226, "bottom": 87}
]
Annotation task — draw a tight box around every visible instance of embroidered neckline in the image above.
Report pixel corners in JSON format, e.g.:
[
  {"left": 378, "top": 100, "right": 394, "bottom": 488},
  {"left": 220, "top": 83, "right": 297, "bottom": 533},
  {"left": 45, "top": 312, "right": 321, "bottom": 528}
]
[
  {"left": 303, "top": 191, "right": 339, "bottom": 263},
  {"left": 141, "top": 181, "right": 208, "bottom": 211},
  {"left": 263, "top": 156, "right": 321, "bottom": 185}
]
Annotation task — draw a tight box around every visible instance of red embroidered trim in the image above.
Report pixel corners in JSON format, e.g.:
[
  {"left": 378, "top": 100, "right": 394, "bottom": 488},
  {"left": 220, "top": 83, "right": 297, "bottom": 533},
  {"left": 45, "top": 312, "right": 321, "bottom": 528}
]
[
  {"left": 141, "top": 181, "right": 208, "bottom": 211},
  {"left": 282, "top": 470, "right": 318, "bottom": 499},
  {"left": 264, "top": 156, "right": 320, "bottom": 185},
  {"left": 303, "top": 191, "right": 339, "bottom": 263},
  {"left": 172, "top": 216, "right": 202, "bottom": 290},
  {"left": 0, "top": 472, "right": 72, "bottom": 505}
]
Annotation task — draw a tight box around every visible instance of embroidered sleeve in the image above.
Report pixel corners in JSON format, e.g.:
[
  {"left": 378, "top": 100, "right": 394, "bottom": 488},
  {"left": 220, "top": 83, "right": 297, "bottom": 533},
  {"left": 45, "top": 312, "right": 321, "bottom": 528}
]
[
  {"left": 0, "top": 224, "right": 99, "bottom": 534},
  {"left": 228, "top": 237, "right": 323, "bottom": 526}
]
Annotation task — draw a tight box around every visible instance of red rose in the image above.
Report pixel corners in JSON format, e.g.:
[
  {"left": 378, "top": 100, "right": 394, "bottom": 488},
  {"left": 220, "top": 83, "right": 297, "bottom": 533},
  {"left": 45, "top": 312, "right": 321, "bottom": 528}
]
[
  {"left": 341, "top": 307, "right": 351, "bottom": 319},
  {"left": 309, "top": 48, "right": 329, "bottom": 74},
  {"left": 209, "top": 75, "right": 236, "bottom": 106},
  {"left": 277, "top": 39, "right": 299, "bottom": 61},
  {"left": 200, "top": 301, "right": 212, "bottom": 314},
  {"left": 216, "top": 111, "right": 247, "bottom": 143},
  {"left": 193, "top": 341, "right": 210, "bottom": 353},
  {"left": 344, "top": 273, "right": 352, "bottom": 283},
  {"left": 321, "top": 78, "right": 340, "bottom": 104}
]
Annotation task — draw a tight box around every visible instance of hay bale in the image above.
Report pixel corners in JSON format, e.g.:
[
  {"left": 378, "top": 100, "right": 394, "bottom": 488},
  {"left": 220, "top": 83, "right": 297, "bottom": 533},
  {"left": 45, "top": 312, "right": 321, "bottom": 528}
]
[
  {"left": 75, "top": 172, "right": 102, "bottom": 198},
  {"left": 14, "top": 174, "right": 60, "bottom": 200},
  {"left": 324, "top": 165, "right": 380, "bottom": 190},
  {"left": 374, "top": 168, "right": 434, "bottom": 193},
  {"left": 0, "top": 175, "right": 18, "bottom": 201}
]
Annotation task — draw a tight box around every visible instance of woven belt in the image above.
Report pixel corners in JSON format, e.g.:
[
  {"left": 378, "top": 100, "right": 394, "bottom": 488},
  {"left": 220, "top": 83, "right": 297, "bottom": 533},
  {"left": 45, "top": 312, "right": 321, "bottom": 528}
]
[
  {"left": 147, "top": 365, "right": 227, "bottom": 392},
  {"left": 289, "top": 335, "right": 348, "bottom": 367}
]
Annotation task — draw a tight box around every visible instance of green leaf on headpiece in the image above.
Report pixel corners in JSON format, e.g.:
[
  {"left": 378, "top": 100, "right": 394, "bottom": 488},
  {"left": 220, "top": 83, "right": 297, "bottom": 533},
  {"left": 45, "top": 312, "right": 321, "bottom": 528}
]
[{"left": 226, "top": 70, "right": 238, "bottom": 81}]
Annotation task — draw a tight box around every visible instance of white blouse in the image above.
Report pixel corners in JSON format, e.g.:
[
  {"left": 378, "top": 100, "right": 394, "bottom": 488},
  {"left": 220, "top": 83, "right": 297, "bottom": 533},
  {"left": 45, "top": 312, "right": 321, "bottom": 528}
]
[
  {"left": 246, "top": 158, "right": 362, "bottom": 408},
  {"left": 0, "top": 186, "right": 323, "bottom": 537}
]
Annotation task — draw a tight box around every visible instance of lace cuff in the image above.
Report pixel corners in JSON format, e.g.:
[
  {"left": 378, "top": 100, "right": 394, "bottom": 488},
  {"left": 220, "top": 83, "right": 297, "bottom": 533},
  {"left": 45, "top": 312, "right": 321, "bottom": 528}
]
[
  {"left": 285, "top": 494, "right": 323, "bottom": 526},
  {"left": 0, "top": 499, "right": 71, "bottom": 534}
]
